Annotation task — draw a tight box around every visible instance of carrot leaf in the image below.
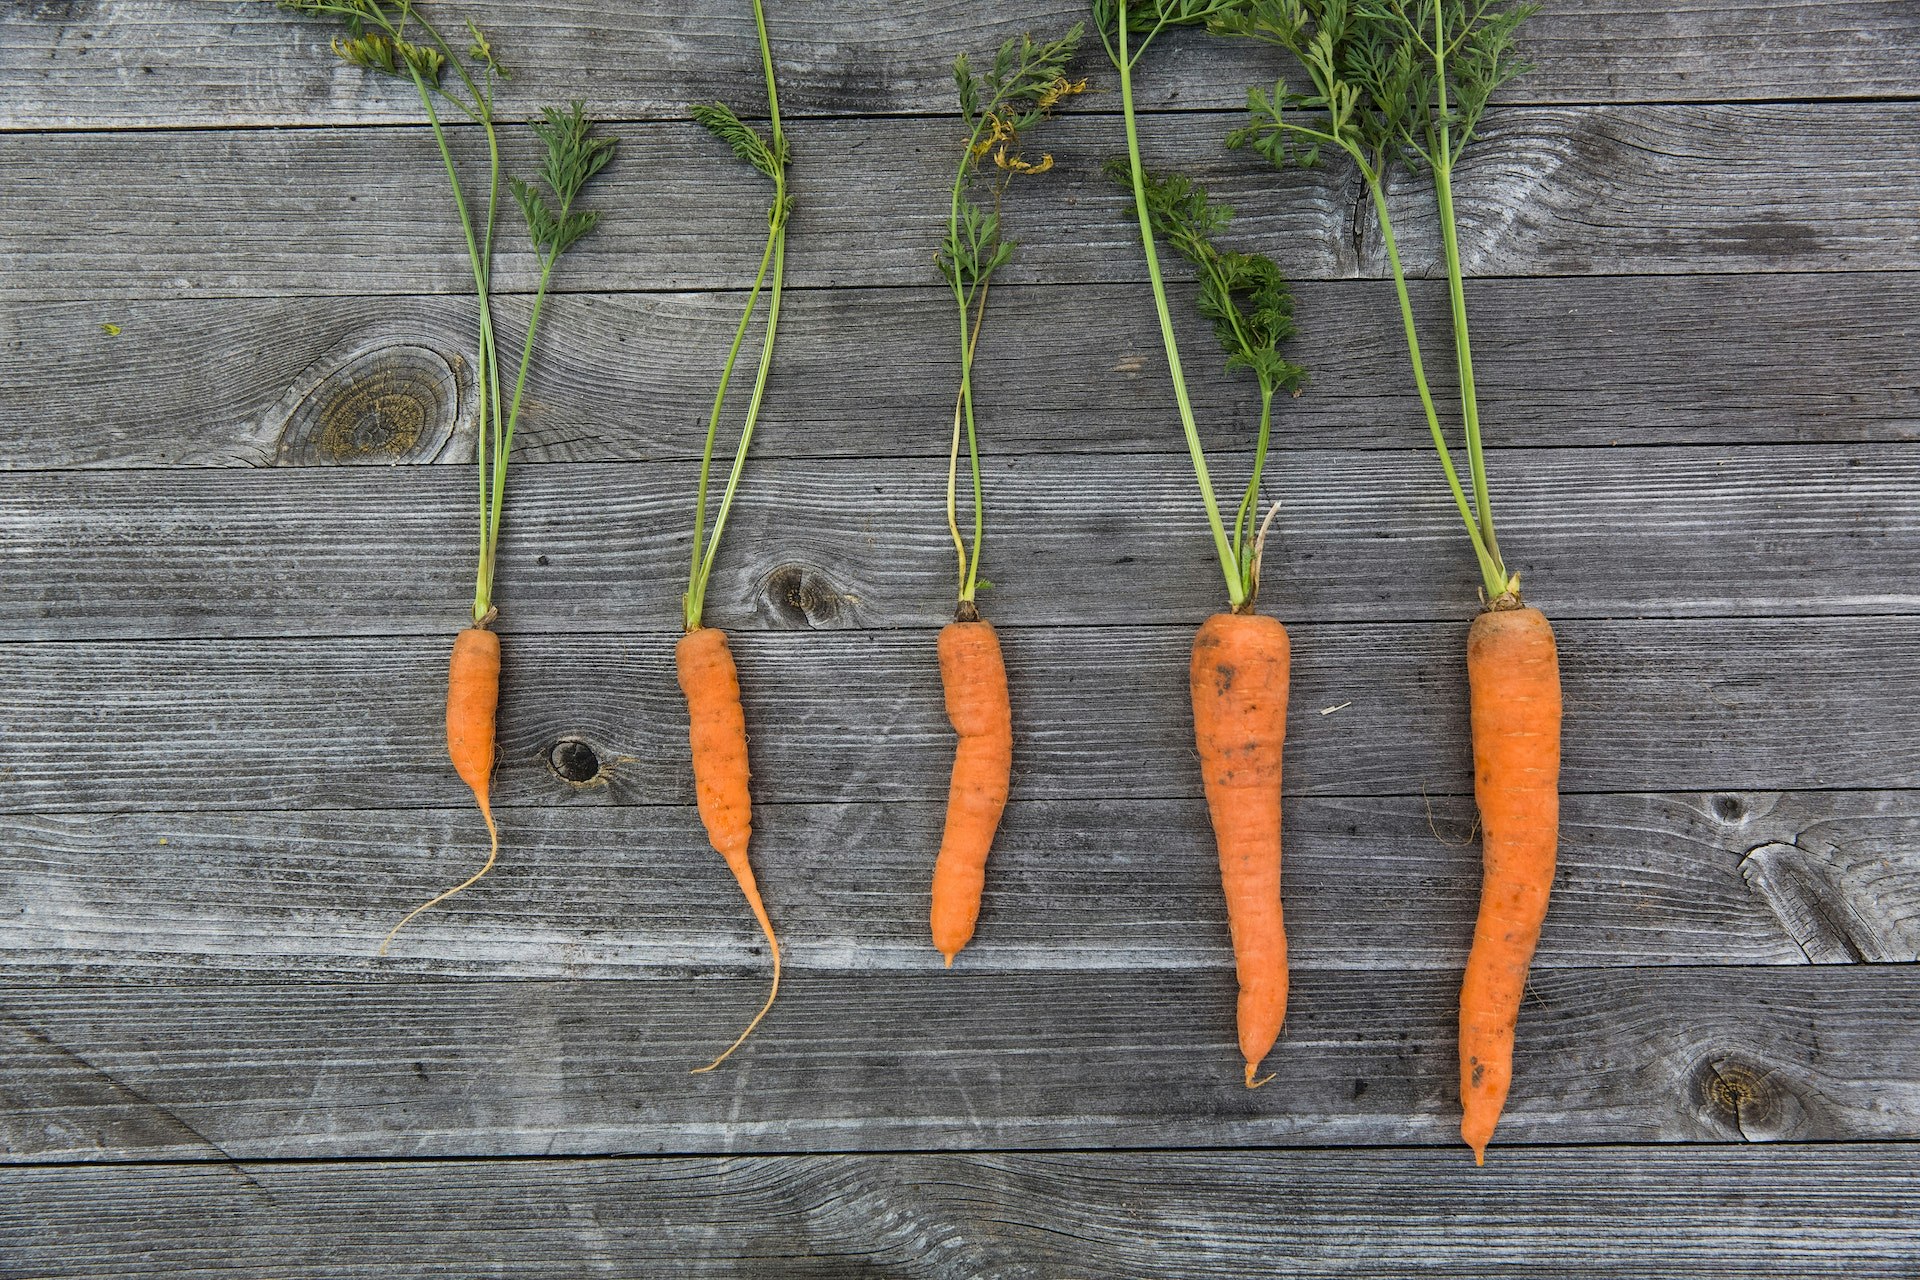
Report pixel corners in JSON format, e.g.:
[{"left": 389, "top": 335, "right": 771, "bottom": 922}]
[
  {"left": 1107, "top": 161, "right": 1306, "bottom": 398},
  {"left": 938, "top": 24, "right": 1083, "bottom": 606}
]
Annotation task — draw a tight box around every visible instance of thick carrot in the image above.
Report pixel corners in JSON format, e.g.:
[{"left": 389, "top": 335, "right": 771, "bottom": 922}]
[
  {"left": 1460, "top": 604, "right": 1562, "bottom": 1164},
  {"left": 930, "top": 617, "right": 1013, "bottom": 965},
  {"left": 677, "top": 625, "right": 780, "bottom": 1071},
  {"left": 380, "top": 625, "right": 501, "bottom": 955},
  {"left": 1190, "top": 611, "right": 1291, "bottom": 1087}
]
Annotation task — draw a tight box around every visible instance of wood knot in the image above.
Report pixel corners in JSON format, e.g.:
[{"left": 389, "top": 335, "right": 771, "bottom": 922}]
[
  {"left": 275, "top": 342, "right": 466, "bottom": 466},
  {"left": 1711, "top": 794, "right": 1747, "bottom": 823},
  {"left": 1694, "top": 1056, "right": 1809, "bottom": 1141},
  {"left": 759, "top": 564, "right": 847, "bottom": 629},
  {"left": 547, "top": 737, "right": 604, "bottom": 786}
]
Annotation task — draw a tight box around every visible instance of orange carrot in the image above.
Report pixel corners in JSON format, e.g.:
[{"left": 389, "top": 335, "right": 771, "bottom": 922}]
[
  {"left": 380, "top": 625, "right": 501, "bottom": 955},
  {"left": 1459, "top": 604, "right": 1562, "bottom": 1164},
  {"left": 677, "top": 625, "right": 780, "bottom": 1071},
  {"left": 930, "top": 617, "right": 1013, "bottom": 965},
  {"left": 1190, "top": 611, "right": 1291, "bottom": 1087}
]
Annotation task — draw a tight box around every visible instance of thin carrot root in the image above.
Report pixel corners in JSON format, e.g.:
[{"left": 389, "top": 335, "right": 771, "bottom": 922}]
[
  {"left": 1191, "top": 612, "right": 1292, "bottom": 1087},
  {"left": 692, "top": 887, "right": 781, "bottom": 1075},
  {"left": 381, "top": 625, "right": 501, "bottom": 956},
  {"left": 678, "top": 626, "right": 782, "bottom": 1072},
  {"left": 379, "top": 801, "right": 498, "bottom": 957},
  {"left": 930, "top": 619, "right": 1014, "bottom": 966},
  {"left": 1459, "top": 606, "right": 1562, "bottom": 1164}
]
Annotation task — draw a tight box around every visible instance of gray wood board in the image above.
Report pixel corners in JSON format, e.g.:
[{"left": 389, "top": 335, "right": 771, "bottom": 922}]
[
  {"left": 7, "top": 2, "right": 1920, "bottom": 129},
  {"left": 3, "top": 966, "right": 1916, "bottom": 1160},
  {"left": 5, "top": 444, "right": 1916, "bottom": 641},
  {"left": 8, "top": 106, "right": 1920, "bottom": 301},
  {"left": 4, "top": 1146, "right": 1917, "bottom": 1278},
  {"left": 4, "top": 789, "right": 1914, "bottom": 978},
  {"left": 6, "top": 272, "right": 1919, "bottom": 472},
  {"left": 3, "top": 618, "right": 1918, "bottom": 815}
]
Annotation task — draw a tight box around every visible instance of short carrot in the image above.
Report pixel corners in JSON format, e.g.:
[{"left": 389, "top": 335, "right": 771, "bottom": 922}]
[
  {"left": 678, "top": 626, "right": 780, "bottom": 1071},
  {"left": 678, "top": 0, "right": 791, "bottom": 1069},
  {"left": 930, "top": 619, "right": 1014, "bottom": 965},
  {"left": 1099, "top": 0, "right": 1307, "bottom": 1085},
  {"left": 381, "top": 625, "right": 500, "bottom": 954},
  {"left": 1461, "top": 605, "right": 1560, "bottom": 1162},
  {"left": 1190, "top": 611, "right": 1291, "bottom": 1086},
  {"left": 277, "top": 2, "right": 613, "bottom": 953},
  {"left": 1219, "top": 0, "right": 1557, "bottom": 1157},
  {"left": 927, "top": 25, "right": 1081, "bottom": 964}
]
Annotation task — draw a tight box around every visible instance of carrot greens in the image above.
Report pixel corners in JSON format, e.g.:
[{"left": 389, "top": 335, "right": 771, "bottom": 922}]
[
  {"left": 277, "top": 1, "right": 613, "bottom": 626},
  {"left": 937, "top": 25, "right": 1085, "bottom": 617},
  {"left": 1213, "top": 0, "right": 1536, "bottom": 602},
  {"left": 683, "top": 0, "right": 792, "bottom": 633},
  {"left": 1094, "top": 0, "right": 1302, "bottom": 609}
]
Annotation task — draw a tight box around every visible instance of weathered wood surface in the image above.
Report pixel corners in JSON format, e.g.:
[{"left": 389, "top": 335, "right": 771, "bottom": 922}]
[
  {"left": 9, "top": 105, "right": 1920, "bottom": 302},
  {"left": 7, "top": 1, "right": 1920, "bottom": 129},
  {"left": 5, "top": 444, "right": 1917, "bottom": 639},
  {"left": 5, "top": 790, "right": 1915, "bottom": 978},
  {"left": 6, "top": 1146, "right": 1919, "bottom": 1278},
  {"left": 4, "top": 966, "right": 1918, "bottom": 1160},
  {"left": 7, "top": 272, "right": 1920, "bottom": 471},
  {"left": 6, "top": 618, "right": 1920, "bottom": 815},
  {"left": 5, "top": 0, "right": 1920, "bottom": 1266}
]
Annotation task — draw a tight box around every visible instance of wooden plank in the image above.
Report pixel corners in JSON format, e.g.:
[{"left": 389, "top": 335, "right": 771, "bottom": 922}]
[
  {"left": 7, "top": 272, "right": 1918, "bottom": 471},
  {"left": 4, "top": 618, "right": 1917, "bottom": 816},
  {"left": 6, "top": 2, "right": 1919, "bottom": 130},
  {"left": 7, "top": 106, "right": 1920, "bottom": 301},
  {"left": 5, "top": 790, "right": 1912, "bottom": 978},
  {"left": 5, "top": 1146, "right": 1917, "bottom": 1279},
  {"left": 5, "top": 444, "right": 1917, "bottom": 641},
  {"left": 3, "top": 966, "right": 1917, "bottom": 1160}
]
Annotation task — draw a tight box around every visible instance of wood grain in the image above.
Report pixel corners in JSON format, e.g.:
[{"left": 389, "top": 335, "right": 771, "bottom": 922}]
[
  {"left": 2, "top": 618, "right": 1917, "bottom": 816},
  {"left": 4, "top": 790, "right": 1912, "bottom": 978},
  {"left": 4, "top": 443, "right": 1915, "bottom": 640},
  {"left": 4, "top": 1147, "right": 1917, "bottom": 1278},
  {"left": 5, "top": 1, "right": 1918, "bottom": 129},
  {"left": 3, "top": 965, "right": 1916, "bottom": 1161},
  {"left": 6, "top": 271, "right": 1918, "bottom": 471},
  {"left": 7, "top": 106, "right": 1920, "bottom": 301}
]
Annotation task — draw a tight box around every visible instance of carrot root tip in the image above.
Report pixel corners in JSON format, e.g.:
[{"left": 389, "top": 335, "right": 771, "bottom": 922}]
[
  {"left": 376, "top": 797, "right": 498, "bottom": 957},
  {"left": 1244, "top": 1063, "right": 1275, "bottom": 1090},
  {"left": 941, "top": 951, "right": 957, "bottom": 969}
]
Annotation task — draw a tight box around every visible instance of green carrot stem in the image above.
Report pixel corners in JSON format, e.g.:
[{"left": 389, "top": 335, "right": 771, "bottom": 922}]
[
  {"left": 407, "top": 65, "right": 504, "bottom": 622},
  {"left": 1365, "top": 173, "right": 1506, "bottom": 599},
  {"left": 1231, "top": 381, "right": 1276, "bottom": 593},
  {"left": 1115, "top": 2, "right": 1244, "bottom": 609},
  {"left": 687, "top": 225, "right": 778, "bottom": 614},
  {"left": 1432, "top": 158, "right": 1498, "bottom": 566},
  {"left": 948, "top": 277, "right": 992, "bottom": 602},
  {"left": 690, "top": 220, "right": 787, "bottom": 627},
  {"left": 684, "top": 0, "right": 787, "bottom": 632}
]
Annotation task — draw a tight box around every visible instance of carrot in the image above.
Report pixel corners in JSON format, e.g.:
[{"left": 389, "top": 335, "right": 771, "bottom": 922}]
[
  {"left": 1191, "top": 612, "right": 1291, "bottom": 1087},
  {"left": 677, "top": 3, "right": 792, "bottom": 1068},
  {"left": 927, "top": 26, "right": 1079, "bottom": 965},
  {"left": 276, "top": 5, "right": 615, "bottom": 955},
  {"left": 930, "top": 618, "right": 1014, "bottom": 965},
  {"left": 677, "top": 626, "right": 780, "bottom": 1072},
  {"left": 1102, "top": 0, "right": 1308, "bottom": 1084},
  {"left": 381, "top": 625, "right": 501, "bottom": 955},
  {"left": 1460, "top": 604, "right": 1561, "bottom": 1164},
  {"left": 1224, "top": 0, "right": 1553, "bottom": 1159}
]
